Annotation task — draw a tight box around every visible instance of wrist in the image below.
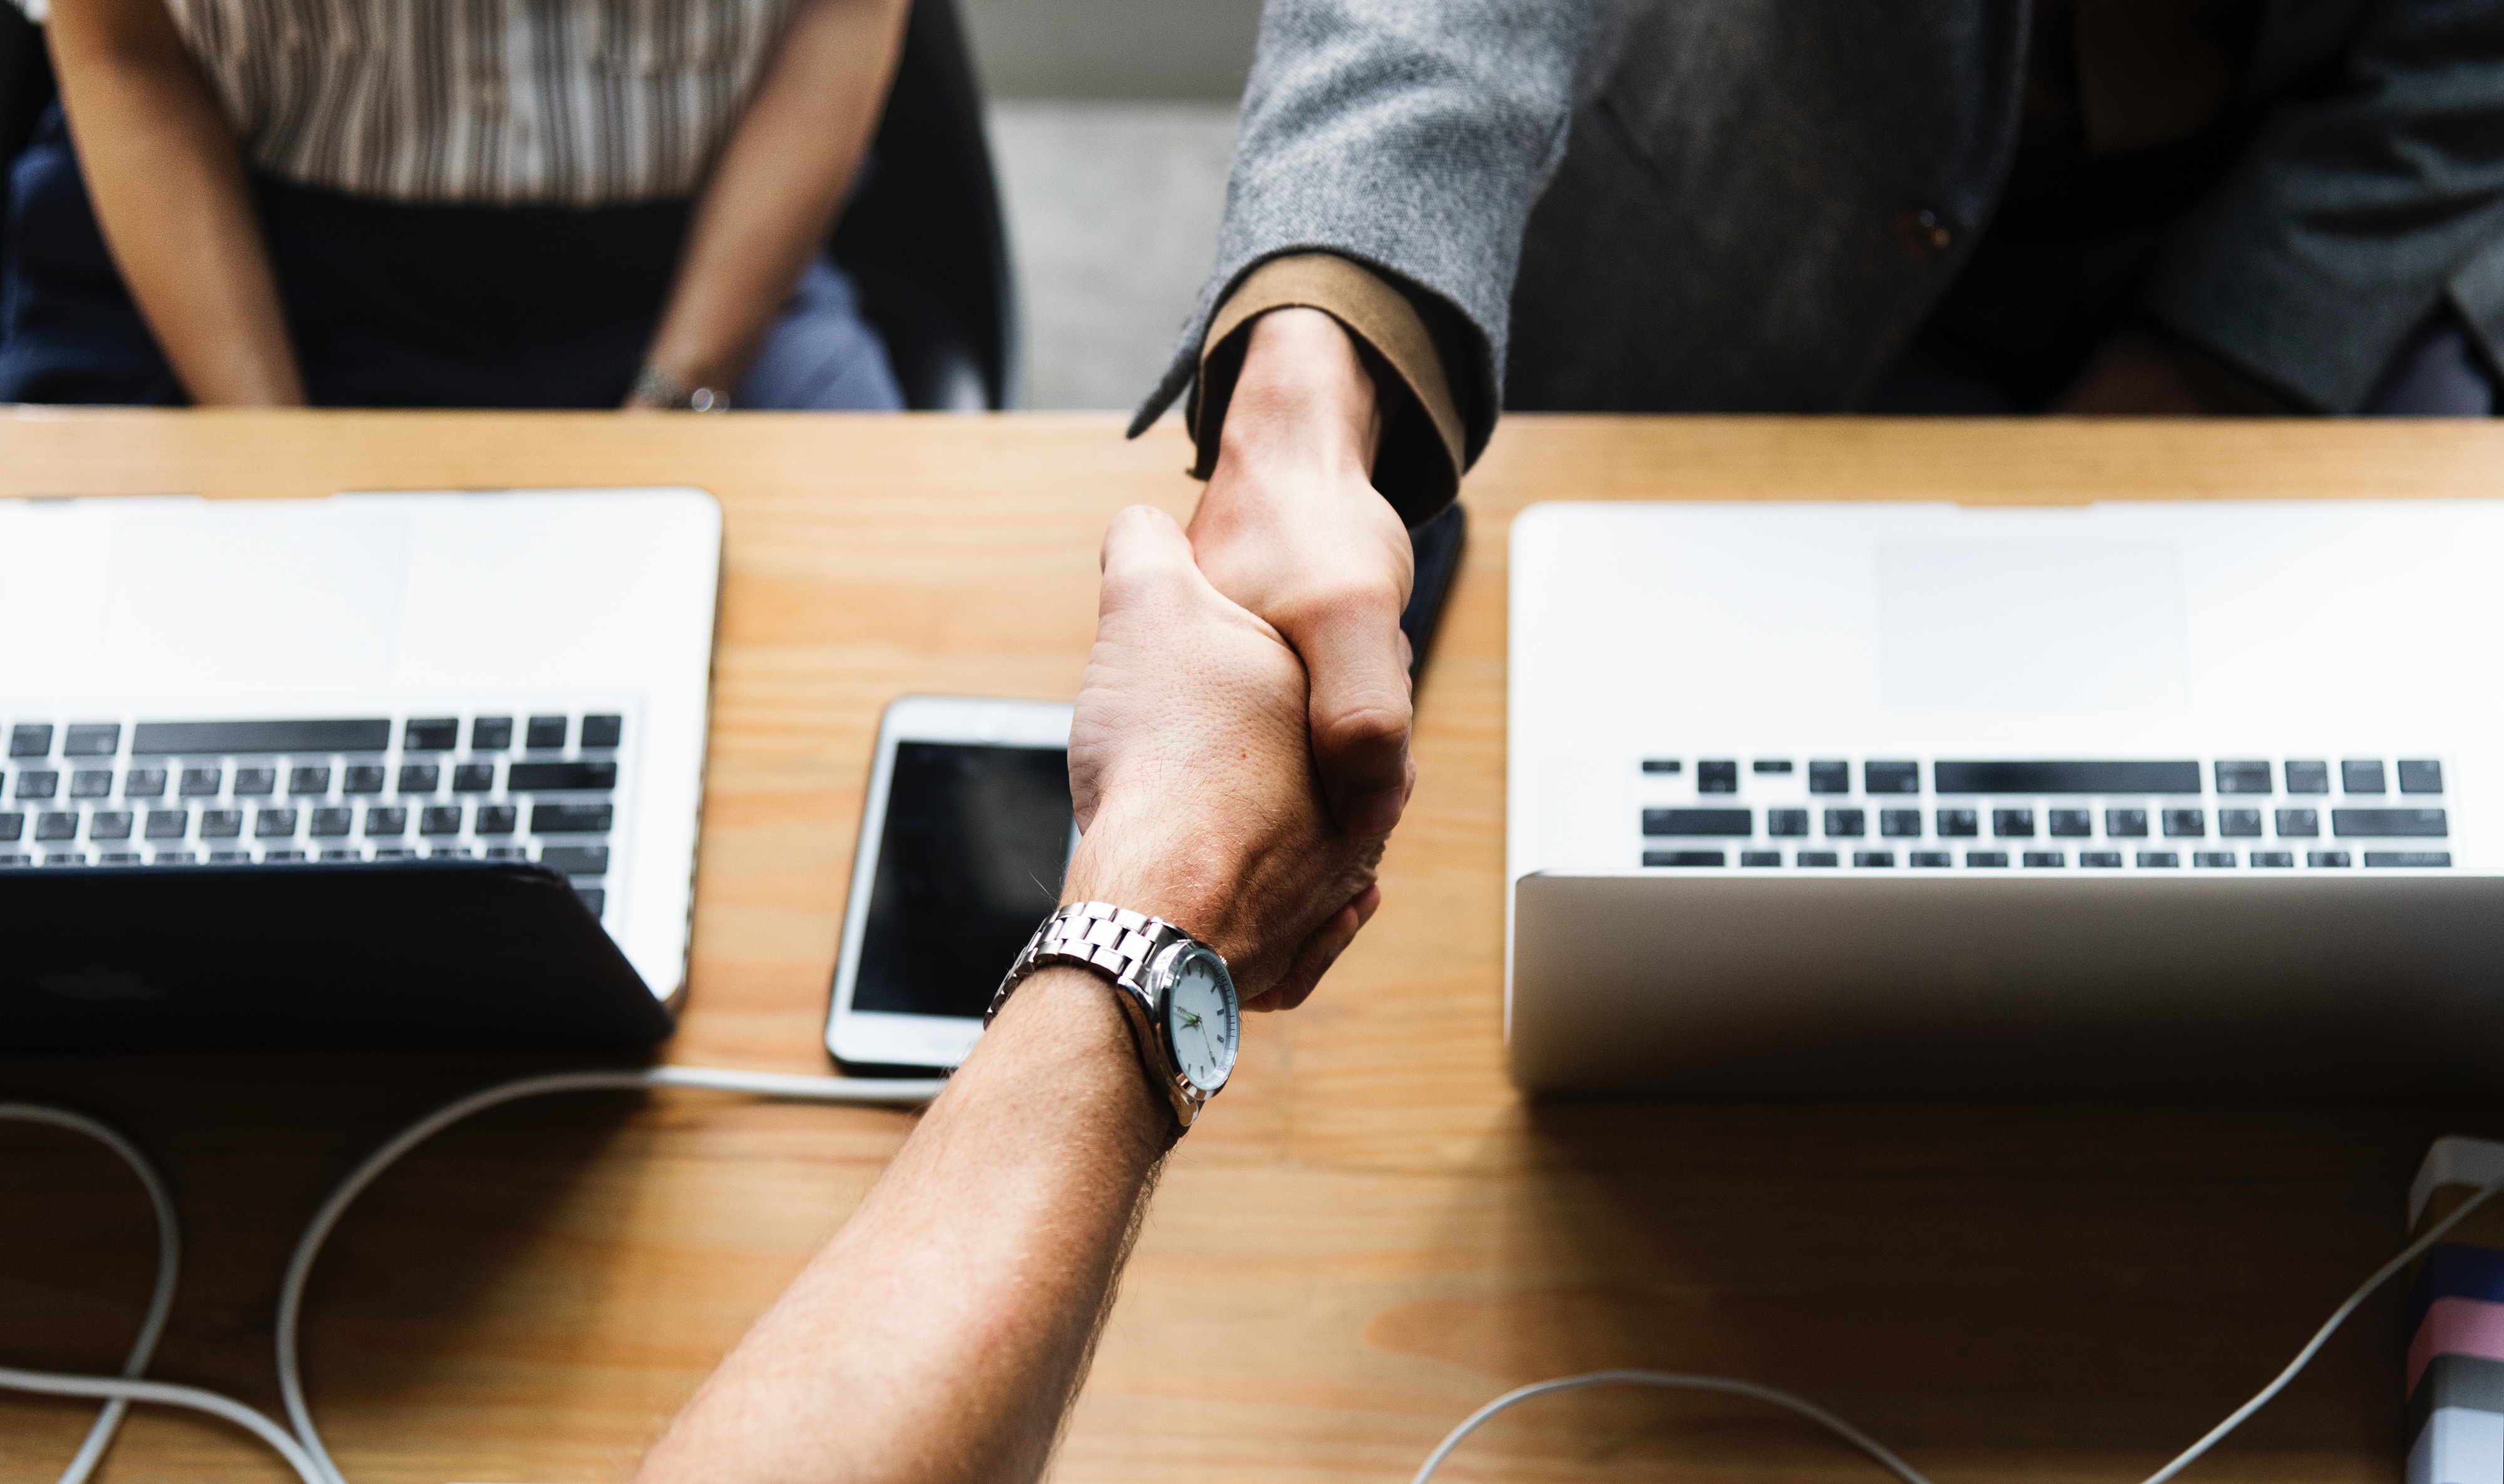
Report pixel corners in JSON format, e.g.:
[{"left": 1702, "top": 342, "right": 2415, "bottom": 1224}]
[
  {"left": 979, "top": 963, "right": 1171, "bottom": 1153},
  {"left": 1214, "top": 307, "right": 1382, "bottom": 481},
  {"left": 1059, "top": 822, "right": 1244, "bottom": 967}
]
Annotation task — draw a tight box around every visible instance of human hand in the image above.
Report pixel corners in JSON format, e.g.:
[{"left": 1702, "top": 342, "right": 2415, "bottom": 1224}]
[
  {"left": 1065, "top": 504, "right": 1384, "bottom": 1011},
  {"left": 1189, "top": 308, "right": 1417, "bottom": 841}
]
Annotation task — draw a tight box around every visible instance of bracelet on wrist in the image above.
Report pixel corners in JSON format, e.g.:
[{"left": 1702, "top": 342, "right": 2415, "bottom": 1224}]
[{"left": 630, "top": 366, "right": 731, "bottom": 412}]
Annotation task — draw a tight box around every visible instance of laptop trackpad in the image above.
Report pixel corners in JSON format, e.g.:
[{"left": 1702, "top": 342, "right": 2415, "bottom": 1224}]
[
  {"left": 99, "top": 512, "right": 408, "bottom": 689},
  {"left": 1877, "top": 540, "right": 2188, "bottom": 712}
]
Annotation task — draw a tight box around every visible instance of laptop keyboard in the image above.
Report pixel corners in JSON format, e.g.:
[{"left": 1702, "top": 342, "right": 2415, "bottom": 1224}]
[
  {"left": 1637, "top": 758, "right": 2452, "bottom": 870},
  {"left": 0, "top": 712, "right": 625, "bottom": 919}
]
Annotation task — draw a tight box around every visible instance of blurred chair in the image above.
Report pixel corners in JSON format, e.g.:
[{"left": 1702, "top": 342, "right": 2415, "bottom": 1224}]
[{"left": 0, "top": 0, "right": 1018, "bottom": 412}]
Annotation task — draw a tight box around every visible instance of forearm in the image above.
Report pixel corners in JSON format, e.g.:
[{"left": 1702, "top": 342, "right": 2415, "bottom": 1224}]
[
  {"left": 639, "top": 0, "right": 909, "bottom": 396},
  {"left": 46, "top": 0, "right": 300, "bottom": 405},
  {"left": 634, "top": 968, "right": 1166, "bottom": 1484}
]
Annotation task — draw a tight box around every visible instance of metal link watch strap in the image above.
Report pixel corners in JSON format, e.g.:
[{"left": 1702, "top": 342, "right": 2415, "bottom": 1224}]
[{"left": 988, "top": 901, "right": 1186, "bottom": 1021}]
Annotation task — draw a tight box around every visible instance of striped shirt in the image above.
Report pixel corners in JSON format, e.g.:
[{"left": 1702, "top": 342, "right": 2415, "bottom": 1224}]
[{"left": 23, "top": 0, "right": 798, "bottom": 206}]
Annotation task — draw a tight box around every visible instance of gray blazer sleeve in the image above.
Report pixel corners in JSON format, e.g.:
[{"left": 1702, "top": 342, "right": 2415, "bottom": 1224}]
[
  {"left": 2147, "top": 0, "right": 2504, "bottom": 411},
  {"left": 1127, "top": 0, "right": 1609, "bottom": 468}
]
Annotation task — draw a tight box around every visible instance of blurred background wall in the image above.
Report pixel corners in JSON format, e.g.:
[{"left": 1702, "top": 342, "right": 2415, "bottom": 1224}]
[{"left": 962, "top": 0, "right": 1260, "bottom": 411}]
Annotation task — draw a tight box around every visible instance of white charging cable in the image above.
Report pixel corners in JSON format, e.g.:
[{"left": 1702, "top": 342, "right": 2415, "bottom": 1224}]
[
  {"left": 9, "top": 1085, "right": 2502, "bottom": 1484},
  {"left": 2, "top": 1068, "right": 943, "bottom": 1484}
]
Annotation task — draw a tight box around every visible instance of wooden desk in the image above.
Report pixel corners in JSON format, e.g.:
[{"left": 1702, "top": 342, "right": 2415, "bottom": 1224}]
[{"left": 4, "top": 411, "right": 2503, "bottom": 1483}]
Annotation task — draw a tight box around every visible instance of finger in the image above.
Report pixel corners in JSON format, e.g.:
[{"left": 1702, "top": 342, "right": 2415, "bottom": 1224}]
[
  {"left": 1293, "top": 590, "right": 1414, "bottom": 838},
  {"left": 1096, "top": 503, "right": 1197, "bottom": 605},
  {"left": 1245, "top": 884, "right": 1380, "bottom": 1013}
]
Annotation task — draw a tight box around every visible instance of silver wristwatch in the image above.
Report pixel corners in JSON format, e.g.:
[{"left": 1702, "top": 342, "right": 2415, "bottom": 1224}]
[{"left": 987, "top": 901, "right": 1241, "bottom": 1130}]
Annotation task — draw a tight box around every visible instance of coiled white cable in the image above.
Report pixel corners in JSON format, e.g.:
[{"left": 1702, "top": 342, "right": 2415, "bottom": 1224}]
[
  {"left": 9, "top": 1082, "right": 2503, "bottom": 1484},
  {"left": 4, "top": 1068, "right": 943, "bottom": 1484}
]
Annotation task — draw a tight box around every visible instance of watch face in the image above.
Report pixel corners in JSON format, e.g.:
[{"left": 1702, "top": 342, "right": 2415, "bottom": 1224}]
[{"left": 1161, "top": 944, "right": 1239, "bottom": 1094}]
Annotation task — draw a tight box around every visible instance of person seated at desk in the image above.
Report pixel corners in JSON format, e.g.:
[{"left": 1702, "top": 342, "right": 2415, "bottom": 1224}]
[
  {"left": 1146, "top": 0, "right": 2504, "bottom": 839},
  {"left": 1, "top": 0, "right": 908, "bottom": 410},
  {"left": 631, "top": 504, "right": 1383, "bottom": 1484}
]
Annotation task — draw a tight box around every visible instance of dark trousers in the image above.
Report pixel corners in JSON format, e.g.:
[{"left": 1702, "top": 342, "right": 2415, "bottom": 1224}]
[{"left": 0, "top": 104, "right": 901, "bottom": 411}]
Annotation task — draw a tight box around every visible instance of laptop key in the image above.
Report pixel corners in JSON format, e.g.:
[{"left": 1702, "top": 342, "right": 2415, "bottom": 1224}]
[
  {"left": 2219, "top": 809, "right": 2262, "bottom": 837},
  {"left": 289, "top": 766, "right": 331, "bottom": 795},
  {"left": 2399, "top": 760, "right": 2445, "bottom": 794},
  {"left": 507, "top": 760, "right": 618, "bottom": 792},
  {"left": 1698, "top": 760, "right": 1738, "bottom": 793},
  {"left": 1739, "top": 849, "right": 1783, "bottom": 866},
  {"left": 1643, "top": 850, "right": 1725, "bottom": 867},
  {"left": 208, "top": 850, "right": 252, "bottom": 864},
  {"left": 526, "top": 715, "right": 570, "bottom": 750},
  {"left": 1752, "top": 760, "right": 1793, "bottom": 774},
  {"left": 16, "top": 770, "right": 58, "bottom": 799},
  {"left": 199, "top": 809, "right": 243, "bottom": 839},
  {"left": 1641, "top": 759, "right": 1683, "bottom": 774},
  {"left": 580, "top": 714, "right": 624, "bottom": 748},
  {"left": 2285, "top": 760, "right": 2331, "bottom": 794},
  {"left": 1809, "top": 760, "right": 1849, "bottom": 794},
  {"left": 1864, "top": 762, "right": 1919, "bottom": 794},
  {"left": 404, "top": 718, "right": 459, "bottom": 751},
  {"left": 1853, "top": 851, "right": 1894, "bottom": 867},
  {"left": 475, "top": 804, "right": 518, "bottom": 835},
  {"left": 1824, "top": 808, "right": 1865, "bottom": 837},
  {"left": 540, "top": 844, "right": 610, "bottom": 876},
  {"left": 452, "top": 763, "right": 496, "bottom": 792},
  {"left": 89, "top": 811, "right": 133, "bottom": 841},
  {"left": 472, "top": 716, "right": 515, "bottom": 750},
  {"left": 64, "top": 724, "right": 121, "bottom": 757},
  {"left": 70, "top": 770, "right": 112, "bottom": 798},
  {"left": 2022, "top": 851, "right": 2064, "bottom": 867},
  {"left": 263, "top": 850, "right": 307, "bottom": 862},
  {"left": 310, "top": 807, "right": 354, "bottom": 837},
  {"left": 2194, "top": 851, "right": 2237, "bottom": 867},
  {"left": 35, "top": 812, "right": 76, "bottom": 841},
  {"left": 1879, "top": 809, "right": 1922, "bottom": 837},
  {"left": 1992, "top": 808, "right": 2034, "bottom": 837},
  {"left": 255, "top": 808, "right": 299, "bottom": 838},
  {"left": 1936, "top": 761, "right": 2200, "bottom": 794},
  {"left": 2251, "top": 851, "right": 2295, "bottom": 867},
  {"left": 131, "top": 720, "right": 391, "bottom": 755},
  {"left": 2215, "top": 760, "right": 2272, "bottom": 794},
  {"left": 98, "top": 852, "right": 141, "bottom": 866},
  {"left": 1935, "top": 808, "right": 1979, "bottom": 837},
  {"left": 0, "top": 812, "right": 20, "bottom": 841},
  {"left": 2160, "top": 808, "right": 2204, "bottom": 837},
  {"left": 2332, "top": 808, "right": 2446, "bottom": 837},
  {"left": 575, "top": 886, "right": 607, "bottom": 916},
  {"left": 233, "top": 767, "right": 276, "bottom": 796},
  {"left": 419, "top": 806, "right": 465, "bottom": 835},
  {"left": 2274, "top": 808, "right": 2319, "bottom": 837},
  {"left": 397, "top": 764, "right": 441, "bottom": 794},
  {"left": 144, "top": 810, "right": 188, "bottom": 839},
  {"left": 2103, "top": 807, "right": 2148, "bottom": 837},
  {"left": 1795, "top": 851, "right": 1840, "bottom": 867},
  {"left": 2342, "top": 760, "right": 2386, "bottom": 794},
  {"left": 2080, "top": 851, "right": 2123, "bottom": 867},
  {"left": 2308, "top": 851, "right": 2351, "bottom": 867},
  {"left": 364, "top": 806, "right": 408, "bottom": 837},
  {"left": 532, "top": 803, "right": 615, "bottom": 834},
  {"left": 124, "top": 768, "right": 167, "bottom": 797},
  {"left": 2048, "top": 809, "right": 2091, "bottom": 837},
  {"left": 320, "top": 848, "right": 364, "bottom": 861},
  {"left": 180, "top": 767, "right": 222, "bottom": 796},
  {"left": 9, "top": 724, "right": 53, "bottom": 757},
  {"left": 1643, "top": 808, "right": 1752, "bottom": 837},
  {"left": 2137, "top": 851, "right": 2180, "bottom": 867},
  {"left": 1966, "top": 851, "right": 2008, "bottom": 867},
  {"left": 485, "top": 846, "right": 529, "bottom": 860},
  {"left": 1910, "top": 851, "right": 1952, "bottom": 867},
  {"left": 2366, "top": 851, "right": 2451, "bottom": 867},
  {"left": 1767, "top": 808, "right": 1809, "bottom": 837}
]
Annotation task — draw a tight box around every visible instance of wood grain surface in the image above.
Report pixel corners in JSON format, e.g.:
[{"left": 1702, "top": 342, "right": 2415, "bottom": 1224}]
[{"left": 4, "top": 410, "right": 2503, "bottom": 1483}]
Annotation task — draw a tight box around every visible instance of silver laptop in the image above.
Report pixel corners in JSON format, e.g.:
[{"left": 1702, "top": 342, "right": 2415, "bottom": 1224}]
[
  {"left": 1507, "top": 499, "right": 2504, "bottom": 1098},
  {"left": 0, "top": 489, "right": 719, "bottom": 1012}
]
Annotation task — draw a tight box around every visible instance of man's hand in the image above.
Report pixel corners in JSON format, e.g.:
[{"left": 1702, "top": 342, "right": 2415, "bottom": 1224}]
[
  {"left": 1188, "top": 307, "right": 1417, "bottom": 841},
  {"left": 1068, "top": 503, "right": 1383, "bottom": 1010}
]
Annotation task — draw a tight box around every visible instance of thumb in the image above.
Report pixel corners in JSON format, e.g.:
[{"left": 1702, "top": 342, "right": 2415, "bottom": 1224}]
[
  {"left": 1294, "top": 591, "right": 1414, "bottom": 837},
  {"left": 1097, "top": 503, "right": 1201, "bottom": 615}
]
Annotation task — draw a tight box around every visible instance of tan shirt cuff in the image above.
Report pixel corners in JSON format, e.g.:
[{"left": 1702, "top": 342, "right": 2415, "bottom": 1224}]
[{"left": 1188, "top": 253, "right": 1465, "bottom": 525}]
